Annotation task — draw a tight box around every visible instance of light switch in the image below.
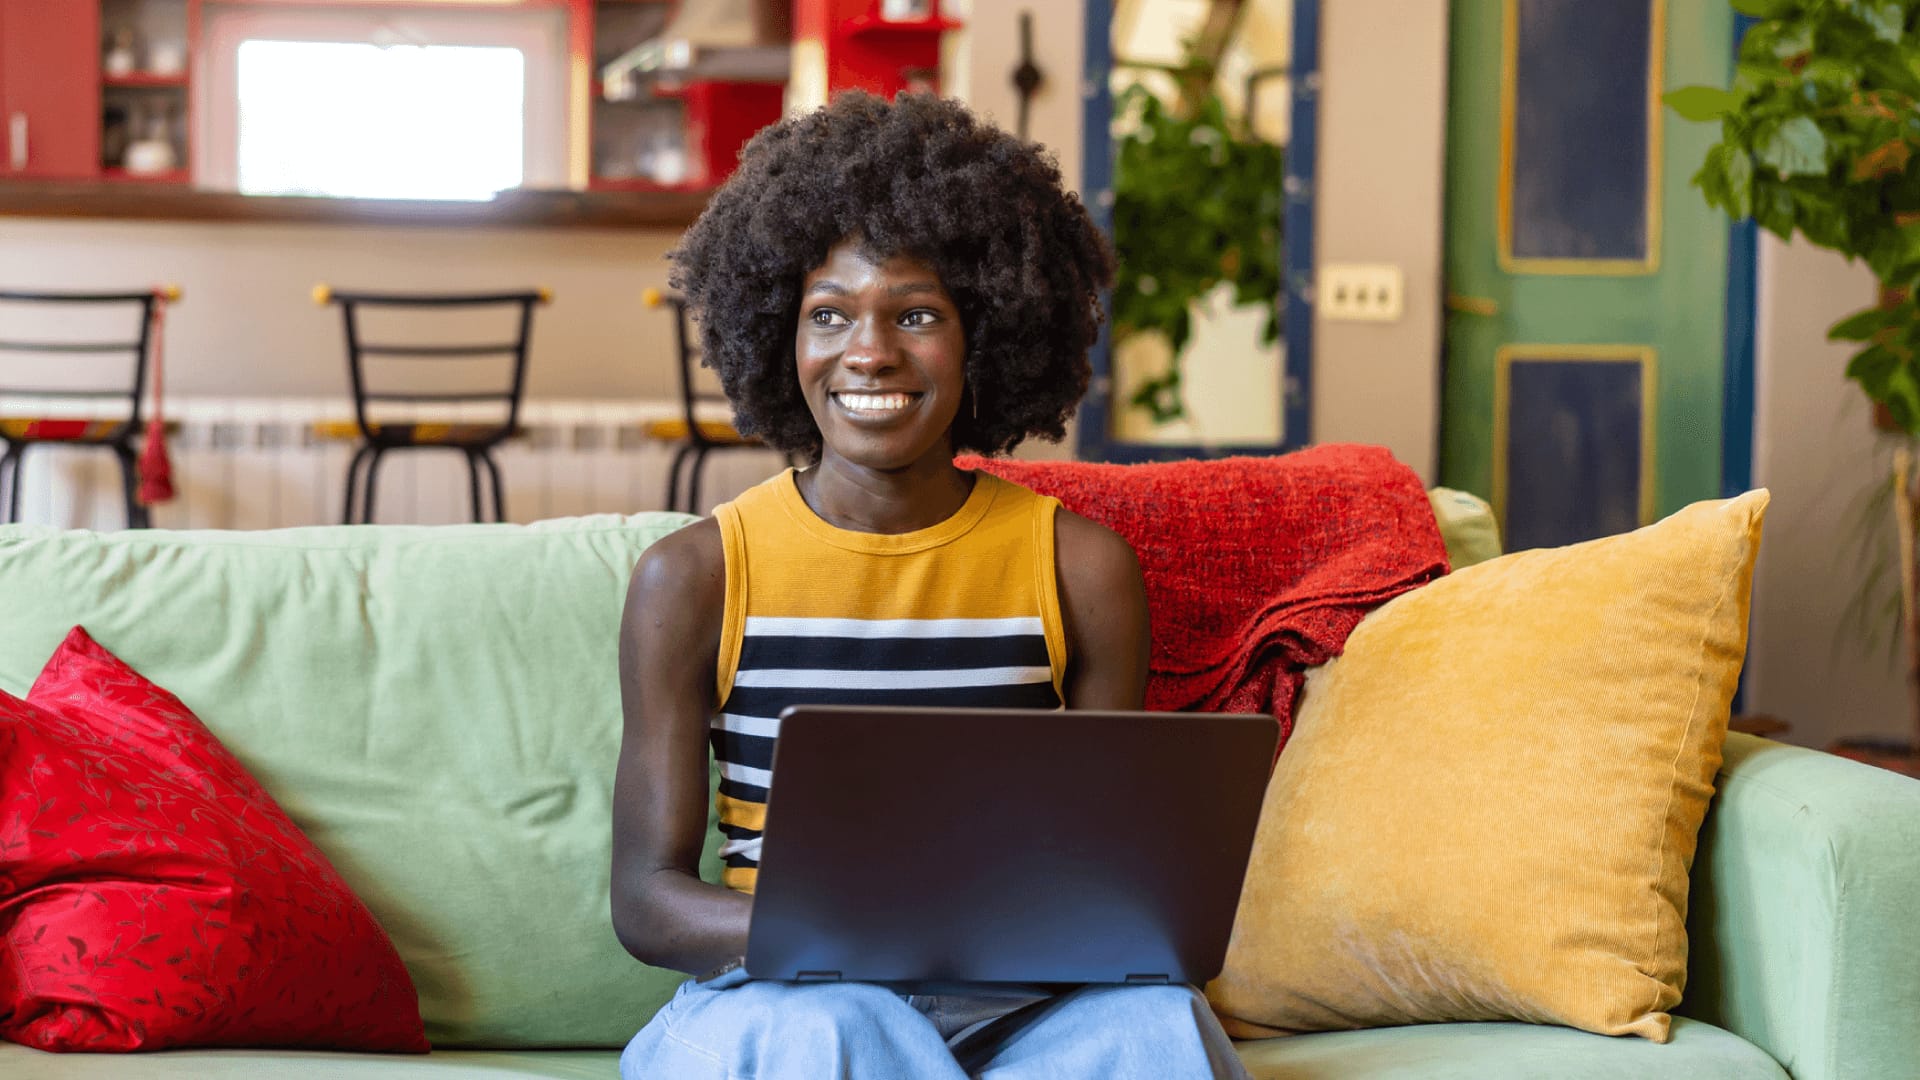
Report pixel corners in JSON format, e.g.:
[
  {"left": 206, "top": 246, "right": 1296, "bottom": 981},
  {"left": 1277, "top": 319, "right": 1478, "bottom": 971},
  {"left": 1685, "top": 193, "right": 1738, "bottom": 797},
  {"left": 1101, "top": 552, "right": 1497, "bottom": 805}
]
[{"left": 1319, "top": 264, "right": 1405, "bottom": 322}]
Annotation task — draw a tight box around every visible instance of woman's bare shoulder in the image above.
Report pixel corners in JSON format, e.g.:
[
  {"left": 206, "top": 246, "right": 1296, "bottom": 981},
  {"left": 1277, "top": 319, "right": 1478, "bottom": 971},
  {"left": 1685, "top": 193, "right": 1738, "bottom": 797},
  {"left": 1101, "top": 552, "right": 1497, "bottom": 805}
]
[
  {"left": 626, "top": 517, "right": 725, "bottom": 628},
  {"left": 1053, "top": 508, "right": 1143, "bottom": 595}
]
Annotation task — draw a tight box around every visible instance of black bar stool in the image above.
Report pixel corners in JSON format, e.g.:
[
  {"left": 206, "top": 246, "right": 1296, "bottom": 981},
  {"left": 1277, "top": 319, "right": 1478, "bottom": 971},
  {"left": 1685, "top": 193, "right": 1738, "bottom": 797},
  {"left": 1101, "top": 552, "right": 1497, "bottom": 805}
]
[
  {"left": 0, "top": 288, "right": 174, "bottom": 529},
  {"left": 315, "top": 285, "right": 545, "bottom": 524},
  {"left": 642, "top": 288, "right": 782, "bottom": 514}
]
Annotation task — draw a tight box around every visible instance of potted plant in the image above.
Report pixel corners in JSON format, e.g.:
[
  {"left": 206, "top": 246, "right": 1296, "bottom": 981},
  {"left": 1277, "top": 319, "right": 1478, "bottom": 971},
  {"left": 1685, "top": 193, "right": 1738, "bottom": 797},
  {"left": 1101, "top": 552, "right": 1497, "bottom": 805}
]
[
  {"left": 1667, "top": 0, "right": 1920, "bottom": 772},
  {"left": 1110, "top": 46, "right": 1284, "bottom": 423}
]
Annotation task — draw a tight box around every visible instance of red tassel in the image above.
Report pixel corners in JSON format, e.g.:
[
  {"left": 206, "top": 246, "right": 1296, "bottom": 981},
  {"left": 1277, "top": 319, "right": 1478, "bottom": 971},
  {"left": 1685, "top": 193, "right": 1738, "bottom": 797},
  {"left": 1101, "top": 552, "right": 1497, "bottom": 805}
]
[{"left": 138, "top": 290, "right": 174, "bottom": 506}]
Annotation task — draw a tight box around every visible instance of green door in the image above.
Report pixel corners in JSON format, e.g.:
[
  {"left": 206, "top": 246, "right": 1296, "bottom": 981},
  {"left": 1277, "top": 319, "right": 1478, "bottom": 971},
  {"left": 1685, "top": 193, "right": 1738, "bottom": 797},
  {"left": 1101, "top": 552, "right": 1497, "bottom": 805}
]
[{"left": 1442, "top": 0, "right": 1735, "bottom": 551}]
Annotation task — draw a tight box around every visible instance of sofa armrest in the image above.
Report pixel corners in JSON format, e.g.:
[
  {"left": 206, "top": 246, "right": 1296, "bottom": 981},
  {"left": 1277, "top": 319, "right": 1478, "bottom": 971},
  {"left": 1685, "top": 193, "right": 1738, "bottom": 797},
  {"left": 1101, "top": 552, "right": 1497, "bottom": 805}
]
[{"left": 1681, "top": 731, "right": 1920, "bottom": 1080}]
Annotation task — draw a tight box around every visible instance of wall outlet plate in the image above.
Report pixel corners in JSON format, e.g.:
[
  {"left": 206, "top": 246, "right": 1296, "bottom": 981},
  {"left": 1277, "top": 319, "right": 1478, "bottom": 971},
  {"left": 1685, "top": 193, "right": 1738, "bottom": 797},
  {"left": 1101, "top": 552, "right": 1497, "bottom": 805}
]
[{"left": 1319, "top": 263, "right": 1405, "bottom": 322}]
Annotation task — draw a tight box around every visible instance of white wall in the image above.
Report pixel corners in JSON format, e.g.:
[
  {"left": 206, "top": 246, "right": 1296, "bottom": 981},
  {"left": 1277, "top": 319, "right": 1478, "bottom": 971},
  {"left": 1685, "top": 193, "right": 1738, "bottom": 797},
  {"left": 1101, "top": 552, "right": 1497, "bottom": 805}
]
[
  {"left": 1307, "top": 0, "right": 1447, "bottom": 481},
  {"left": 1747, "top": 234, "right": 1911, "bottom": 749},
  {"left": 945, "top": 0, "right": 1084, "bottom": 199},
  {"left": 946, "top": 0, "right": 1088, "bottom": 460},
  {"left": 0, "top": 218, "right": 684, "bottom": 399}
]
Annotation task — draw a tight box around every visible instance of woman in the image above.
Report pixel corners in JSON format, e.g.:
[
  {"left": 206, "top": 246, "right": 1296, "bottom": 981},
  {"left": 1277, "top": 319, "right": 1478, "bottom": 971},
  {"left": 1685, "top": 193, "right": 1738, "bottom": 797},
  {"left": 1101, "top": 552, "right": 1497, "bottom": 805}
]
[{"left": 611, "top": 91, "right": 1247, "bottom": 1079}]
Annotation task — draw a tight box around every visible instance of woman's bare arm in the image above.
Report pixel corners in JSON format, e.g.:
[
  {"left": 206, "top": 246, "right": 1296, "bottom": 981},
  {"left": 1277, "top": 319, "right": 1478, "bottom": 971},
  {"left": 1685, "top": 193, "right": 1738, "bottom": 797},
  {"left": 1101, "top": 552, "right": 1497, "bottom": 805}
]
[
  {"left": 1054, "top": 509, "right": 1151, "bottom": 710},
  {"left": 610, "top": 517, "right": 752, "bottom": 975}
]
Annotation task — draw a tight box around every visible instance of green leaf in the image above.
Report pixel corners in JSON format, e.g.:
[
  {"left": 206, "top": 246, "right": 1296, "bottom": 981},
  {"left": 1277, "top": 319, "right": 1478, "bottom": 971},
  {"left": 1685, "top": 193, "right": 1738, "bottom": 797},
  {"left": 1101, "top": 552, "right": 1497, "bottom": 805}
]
[
  {"left": 1792, "top": 186, "right": 1852, "bottom": 248},
  {"left": 1801, "top": 56, "right": 1864, "bottom": 94},
  {"left": 1867, "top": 222, "right": 1920, "bottom": 279},
  {"left": 1757, "top": 115, "right": 1830, "bottom": 176},
  {"left": 1860, "top": 0, "right": 1906, "bottom": 43},
  {"left": 1768, "top": 21, "right": 1817, "bottom": 60},
  {"left": 1127, "top": 370, "right": 1186, "bottom": 423},
  {"left": 1883, "top": 363, "right": 1920, "bottom": 433},
  {"left": 1664, "top": 85, "right": 1744, "bottom": 122},
  {"left": 1694, "top": 146, "right": 1731, "bottom": 210},
  {"left": 1862, "top": 50, "right": 1920, "bottom": 97},
  {"left": 1831, "top": 306, "right": 1895, "bottom": 341},
  {"left": 1726, "top": 146, "right": 1756, "bottom": 219},
  {"left": 1753, "top": 181, "right": 1798, "bottom": 238},
  {"left": 1847, "top": 342, "right": 1900, "bottom": 395}
]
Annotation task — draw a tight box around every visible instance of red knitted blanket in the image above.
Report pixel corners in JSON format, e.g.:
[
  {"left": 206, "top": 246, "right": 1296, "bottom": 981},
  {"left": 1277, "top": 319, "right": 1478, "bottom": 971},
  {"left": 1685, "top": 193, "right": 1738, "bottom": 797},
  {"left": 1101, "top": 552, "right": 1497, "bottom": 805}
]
[{"left": 960, "top": 445, "right": 1449, "bottom": 753}]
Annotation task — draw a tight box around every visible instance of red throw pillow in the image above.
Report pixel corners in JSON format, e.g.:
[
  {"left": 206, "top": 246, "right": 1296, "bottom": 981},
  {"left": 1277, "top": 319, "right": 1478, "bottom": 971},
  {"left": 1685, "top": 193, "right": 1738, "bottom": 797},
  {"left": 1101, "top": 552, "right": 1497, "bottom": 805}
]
[{"left": 0, "top": 627, "right": 428, "bottom": 1053}]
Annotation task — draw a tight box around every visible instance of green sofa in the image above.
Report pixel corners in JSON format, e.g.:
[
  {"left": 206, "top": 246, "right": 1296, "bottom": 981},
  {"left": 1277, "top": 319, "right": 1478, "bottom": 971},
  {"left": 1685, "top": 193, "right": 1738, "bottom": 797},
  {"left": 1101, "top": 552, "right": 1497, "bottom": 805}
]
[{"left": 1, "top": 495, "right": 1916, "bottom": 1079}]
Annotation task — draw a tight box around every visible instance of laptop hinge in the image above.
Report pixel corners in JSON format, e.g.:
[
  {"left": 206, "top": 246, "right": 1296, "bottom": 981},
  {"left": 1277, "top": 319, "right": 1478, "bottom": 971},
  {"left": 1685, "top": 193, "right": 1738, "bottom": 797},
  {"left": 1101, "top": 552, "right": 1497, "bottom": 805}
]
[
  {"left": 795, "top": 970, "right": 843, "bottom": 982},
  {"left": 1124, "top": 973, "right": 1170, "bottom": 985}
]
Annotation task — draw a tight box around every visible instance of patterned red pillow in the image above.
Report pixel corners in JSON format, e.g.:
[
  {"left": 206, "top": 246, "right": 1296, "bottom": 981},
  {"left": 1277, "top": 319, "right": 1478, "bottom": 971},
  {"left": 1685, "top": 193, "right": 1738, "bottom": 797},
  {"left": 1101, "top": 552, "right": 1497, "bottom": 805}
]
[{"left": 0, "top": 627, "right": 428, "bottom": 1053}]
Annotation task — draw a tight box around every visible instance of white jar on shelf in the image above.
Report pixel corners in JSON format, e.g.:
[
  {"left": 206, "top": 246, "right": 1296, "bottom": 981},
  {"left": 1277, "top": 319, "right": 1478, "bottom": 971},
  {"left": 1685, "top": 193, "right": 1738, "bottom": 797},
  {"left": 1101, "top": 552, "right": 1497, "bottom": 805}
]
[
  {"left": 880, "top": 0, "right": 932, "bottom": 21},
  {"left": 104, "top": 27, "right": 138, "bottom": 77},
  {"left": 148, "top": 42, "right": 186, "bottom": 77},
  {"left": 124, "top": 109, "right": 177, "bottom": 174}
]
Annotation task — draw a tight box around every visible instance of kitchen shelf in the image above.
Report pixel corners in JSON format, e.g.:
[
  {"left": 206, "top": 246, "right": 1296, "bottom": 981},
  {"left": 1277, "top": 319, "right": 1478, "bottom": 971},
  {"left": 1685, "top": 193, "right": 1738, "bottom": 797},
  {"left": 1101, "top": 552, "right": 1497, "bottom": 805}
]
[
  {"left": 0, "top": 182, "right": 714, "bottom": 230},
  {"left": 103, "top": 72, "right": 188, "bottom": 89}
]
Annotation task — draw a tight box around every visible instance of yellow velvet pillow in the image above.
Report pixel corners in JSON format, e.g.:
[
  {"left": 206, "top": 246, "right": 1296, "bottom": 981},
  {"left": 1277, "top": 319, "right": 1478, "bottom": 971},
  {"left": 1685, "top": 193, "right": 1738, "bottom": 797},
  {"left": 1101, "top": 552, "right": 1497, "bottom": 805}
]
[{"left": 1206, "top": 490, "right": 1769, "bottom": 1043}]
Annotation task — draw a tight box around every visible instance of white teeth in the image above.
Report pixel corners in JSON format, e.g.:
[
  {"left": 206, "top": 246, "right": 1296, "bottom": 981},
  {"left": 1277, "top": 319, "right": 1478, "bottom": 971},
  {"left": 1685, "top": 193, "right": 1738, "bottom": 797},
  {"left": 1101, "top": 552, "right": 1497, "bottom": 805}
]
[{"left": 835, "top": 392, "right": 913, "bottom": 413}]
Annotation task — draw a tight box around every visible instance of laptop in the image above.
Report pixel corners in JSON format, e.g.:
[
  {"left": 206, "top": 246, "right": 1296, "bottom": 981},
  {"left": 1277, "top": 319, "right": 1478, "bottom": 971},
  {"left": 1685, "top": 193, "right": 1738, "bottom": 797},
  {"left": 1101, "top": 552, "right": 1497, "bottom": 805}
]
[{"left": 737, "top": 705, "right": 1279, "bottom": 988}]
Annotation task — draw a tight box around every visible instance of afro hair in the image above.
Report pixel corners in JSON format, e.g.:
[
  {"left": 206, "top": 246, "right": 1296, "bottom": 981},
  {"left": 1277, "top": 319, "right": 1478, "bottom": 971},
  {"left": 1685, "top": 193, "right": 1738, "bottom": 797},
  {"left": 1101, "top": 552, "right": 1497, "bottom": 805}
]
[{"left": 667, "top": 91, "right": 1114, "bottom": 460}]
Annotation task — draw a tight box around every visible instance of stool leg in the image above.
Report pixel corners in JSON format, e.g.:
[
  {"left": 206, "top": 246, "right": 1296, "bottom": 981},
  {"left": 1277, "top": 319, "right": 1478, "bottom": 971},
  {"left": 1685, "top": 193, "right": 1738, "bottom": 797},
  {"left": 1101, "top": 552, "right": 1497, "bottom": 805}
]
[
  {"left": 465, "top": 449, "right": 485, "bottom": 523},
  {"left": 665, "top": 442, "right": 693, "bottom": 514},
  {"left": 114, "top": 444, "right": 149, "bottom": 529},
  {"left": 361, "top": 447, "right": 387, "bottom": 525},
  {"left": 0, "top": 443, "right": 17, "bottom": 525},
  {"left": 687, "top": 445, "right": 712, "bottom": 516},
  {"left": 4, "top": 443, "right": 25, "bottom": 525},
  {"left": 482, "top": 451, "right": 506, "bottom": 523},
  {"left": 342, "top": 444, "right": 370, "bottom": 525}
]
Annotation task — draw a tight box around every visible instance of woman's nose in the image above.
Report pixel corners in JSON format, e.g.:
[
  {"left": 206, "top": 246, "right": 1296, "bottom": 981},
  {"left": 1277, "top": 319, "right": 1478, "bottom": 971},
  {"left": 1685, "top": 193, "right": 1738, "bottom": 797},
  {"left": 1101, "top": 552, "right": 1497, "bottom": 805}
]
[{"left": 840, "top": 321, "right": 896, "bottom": 373}]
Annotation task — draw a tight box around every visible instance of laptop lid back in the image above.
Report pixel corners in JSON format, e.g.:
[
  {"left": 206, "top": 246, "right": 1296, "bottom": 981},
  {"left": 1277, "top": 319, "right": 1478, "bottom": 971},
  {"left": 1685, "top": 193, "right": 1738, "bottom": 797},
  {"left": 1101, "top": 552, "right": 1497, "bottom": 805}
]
[{"left": 744, "top": 706, "right": 1278, "bottom": 985}]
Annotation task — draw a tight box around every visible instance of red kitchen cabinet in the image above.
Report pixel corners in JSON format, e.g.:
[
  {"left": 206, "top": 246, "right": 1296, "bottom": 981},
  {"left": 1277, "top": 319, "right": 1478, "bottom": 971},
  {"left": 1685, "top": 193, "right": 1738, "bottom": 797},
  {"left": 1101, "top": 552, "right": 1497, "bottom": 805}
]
[
  {"left": 794, "top": 0, "right": 958, "bottom": 103},
  {"left": 0, "top": 0, "right": 102, "bottom": 179}
]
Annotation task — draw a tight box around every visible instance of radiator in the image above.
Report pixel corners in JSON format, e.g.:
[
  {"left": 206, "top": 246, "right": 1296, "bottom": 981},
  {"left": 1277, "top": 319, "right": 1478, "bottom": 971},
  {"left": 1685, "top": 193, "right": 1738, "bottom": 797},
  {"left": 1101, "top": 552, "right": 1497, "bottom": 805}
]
[{"left": 0, "top": 397, "right": 790, "bottom": 530}]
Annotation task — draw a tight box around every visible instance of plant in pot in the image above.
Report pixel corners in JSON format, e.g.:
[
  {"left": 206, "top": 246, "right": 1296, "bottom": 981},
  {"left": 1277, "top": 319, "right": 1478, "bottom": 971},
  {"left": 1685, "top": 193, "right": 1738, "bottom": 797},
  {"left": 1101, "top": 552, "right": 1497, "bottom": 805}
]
[
  {"left": 1666, "top": 0, "right": 1920, "bottom": 774},
  {"left": 1110, "top": 46, "right": 1284, "bottom": 423}
]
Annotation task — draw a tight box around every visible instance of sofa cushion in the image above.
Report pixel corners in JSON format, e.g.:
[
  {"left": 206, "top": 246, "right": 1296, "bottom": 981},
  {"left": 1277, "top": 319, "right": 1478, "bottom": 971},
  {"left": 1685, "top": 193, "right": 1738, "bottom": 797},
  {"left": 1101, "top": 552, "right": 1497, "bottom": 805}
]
[
  {"left": 0, "top": 1017, "right": 1782, "bottom": 1079},
  {"left": 0, "top": 628, "right": 426, "bottom": 1052},
  {"left": 1233, "top": 1017, "right": 1784, "bottom": 1078},
  {"left": 0, "top": 515, "right": 718, "bottom": 1049},
  {"left": 1208, "top": 492, "right": 1768, "bottom": 1041},
  {"left": 1427, "top": 487, "right": 1501, "bottom": 569},
  {"left": 0, "top": 1044, "right": 623, "bottom": 1078}
]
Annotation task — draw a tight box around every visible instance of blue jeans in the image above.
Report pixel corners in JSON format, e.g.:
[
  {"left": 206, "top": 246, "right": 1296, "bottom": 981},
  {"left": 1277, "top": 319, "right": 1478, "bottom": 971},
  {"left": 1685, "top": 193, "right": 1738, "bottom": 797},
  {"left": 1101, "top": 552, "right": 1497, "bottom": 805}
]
[{"left": 619, "top": 975, "right": 1249, "bottom": 1079}]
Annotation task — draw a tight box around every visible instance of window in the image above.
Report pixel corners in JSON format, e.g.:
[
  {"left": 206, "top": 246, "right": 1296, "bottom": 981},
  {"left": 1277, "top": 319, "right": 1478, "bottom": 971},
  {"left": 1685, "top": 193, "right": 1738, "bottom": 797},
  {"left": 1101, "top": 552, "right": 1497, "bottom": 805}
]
[
  {"left": 237, "top": 41, "right": 525, "bottom": 201},
  {"left": 201, "top": 8, "right": 567, "bottom": 198}
]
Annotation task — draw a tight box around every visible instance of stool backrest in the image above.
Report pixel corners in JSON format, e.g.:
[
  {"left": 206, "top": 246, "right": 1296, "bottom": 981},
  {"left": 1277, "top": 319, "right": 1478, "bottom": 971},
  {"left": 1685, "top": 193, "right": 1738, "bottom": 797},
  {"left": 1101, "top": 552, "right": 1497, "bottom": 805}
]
[
  {"left": 665, "top": 295, "right": 736, "bottom": 446},
  {"left": 320, "top": 289, "right": 541, "bottom": 445},
  {"left": 0, "top": 290, "right": 155, "bottom": 433}
]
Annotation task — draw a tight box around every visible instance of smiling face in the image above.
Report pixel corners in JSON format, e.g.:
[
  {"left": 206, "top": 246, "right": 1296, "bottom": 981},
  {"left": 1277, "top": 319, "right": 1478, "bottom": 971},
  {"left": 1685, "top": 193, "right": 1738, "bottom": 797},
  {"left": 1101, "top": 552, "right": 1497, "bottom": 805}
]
[{"left": 795, "top": 238, "right": 967, "bottom": 472}]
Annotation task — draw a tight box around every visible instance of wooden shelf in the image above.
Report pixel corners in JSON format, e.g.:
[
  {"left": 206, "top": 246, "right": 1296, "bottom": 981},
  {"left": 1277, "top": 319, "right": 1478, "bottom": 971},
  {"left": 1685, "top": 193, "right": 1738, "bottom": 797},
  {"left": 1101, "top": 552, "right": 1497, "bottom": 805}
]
[
  {"left": 0, "top": 182, "right": 714, "bottom": 230},
  {"left": 103, "top": 72, "right": 189, "bottom": 89},
  {"left": 588, "top": 177, "right": 707, "bottom": 194},
  {"left": 101, "top": 168, "right": 190, "bottom": 184},
  {"left": 841, "top": 13, "right": 960, "bottom": 37}
]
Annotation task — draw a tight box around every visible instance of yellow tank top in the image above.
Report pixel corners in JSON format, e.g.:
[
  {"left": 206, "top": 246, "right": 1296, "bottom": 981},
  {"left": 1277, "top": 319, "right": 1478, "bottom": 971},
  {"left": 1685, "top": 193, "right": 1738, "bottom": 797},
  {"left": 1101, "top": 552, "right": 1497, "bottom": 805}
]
[{"left": 709, "top": 468, "right": 1068, "bottom": 892}]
